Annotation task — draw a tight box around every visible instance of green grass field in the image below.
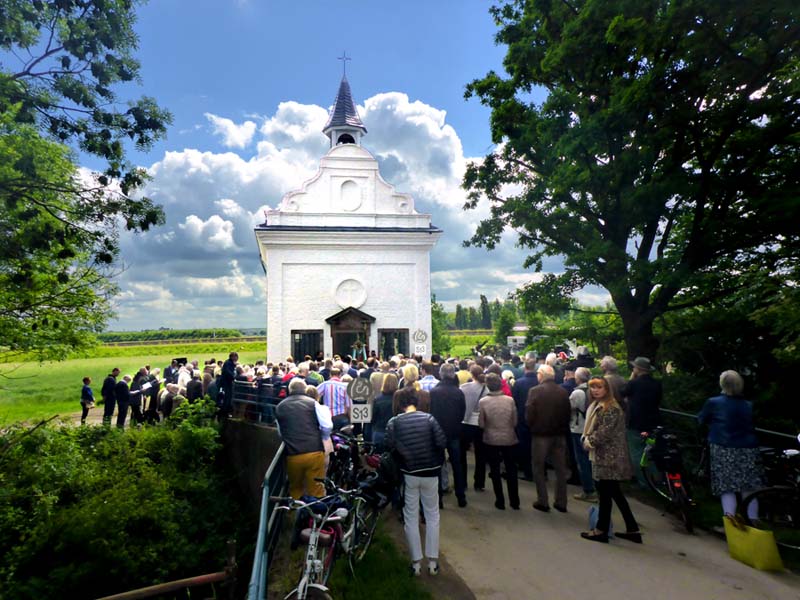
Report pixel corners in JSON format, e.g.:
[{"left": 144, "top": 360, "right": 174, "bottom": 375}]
[
  {"left": 0, "top": 342, "right": 267, "bottom": 425},
  {"left": 0, "top": 335, "right": 483, "bottom": 426}
]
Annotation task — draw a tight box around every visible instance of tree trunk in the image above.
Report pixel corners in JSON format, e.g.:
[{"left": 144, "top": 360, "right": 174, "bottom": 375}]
[{"left": 618, "top": 310, "right": 660, "bottom": 363}]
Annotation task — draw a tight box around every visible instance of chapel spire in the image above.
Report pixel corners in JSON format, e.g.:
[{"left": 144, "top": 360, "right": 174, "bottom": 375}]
[{"left": 323, "top": 58, "right": 367, "bottom": 148}]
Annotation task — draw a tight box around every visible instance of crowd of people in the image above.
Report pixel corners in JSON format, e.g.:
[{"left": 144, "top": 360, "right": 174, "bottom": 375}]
[
  {"left": 84, "top": 345, "right": 765, "bottom": 572},
  {"left": 272, "top": 346, "right": 684, "bottom": 575},
  {"left": 80, "top": 353, "right": 242, "bottom": 427}
]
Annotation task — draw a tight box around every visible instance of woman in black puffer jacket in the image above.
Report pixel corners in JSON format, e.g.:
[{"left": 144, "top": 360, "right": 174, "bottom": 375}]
[{"left": 386, "top": 386, "right": 447, "bottom": 577}]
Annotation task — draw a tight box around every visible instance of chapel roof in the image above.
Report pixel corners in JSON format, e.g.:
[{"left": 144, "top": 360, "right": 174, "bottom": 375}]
[{"left": 323, "top": 75, "right": 367, "bottom": 135}]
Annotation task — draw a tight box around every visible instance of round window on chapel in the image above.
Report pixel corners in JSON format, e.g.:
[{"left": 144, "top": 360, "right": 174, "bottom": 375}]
[{"left": 337, "top": 133, "right": 355, "bottom": 145}]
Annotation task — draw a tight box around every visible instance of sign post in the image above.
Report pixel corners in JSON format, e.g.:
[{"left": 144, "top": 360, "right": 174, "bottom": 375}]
[{"left": 346, "top": 377, "right": 374, "bottom": 424}]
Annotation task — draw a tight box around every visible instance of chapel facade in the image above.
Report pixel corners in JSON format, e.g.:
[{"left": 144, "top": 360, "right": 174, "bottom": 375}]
[{"left": 255, "top": 76, "right": 441, "bottom": 364}]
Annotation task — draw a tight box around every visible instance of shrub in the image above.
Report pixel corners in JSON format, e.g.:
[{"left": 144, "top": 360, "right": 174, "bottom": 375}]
[{"left": 0, "top": 400, "right": 250, "bottom": 599}]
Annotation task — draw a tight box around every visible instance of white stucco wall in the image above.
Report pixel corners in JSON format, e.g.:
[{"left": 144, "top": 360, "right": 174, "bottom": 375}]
[{"left": 255, "top": 143, "right": 440, "bottom": 363}]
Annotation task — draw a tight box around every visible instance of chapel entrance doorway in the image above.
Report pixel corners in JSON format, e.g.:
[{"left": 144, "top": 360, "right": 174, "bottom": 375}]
[{"left": 326, "top": 307, "right": 375, "bottom": 359}]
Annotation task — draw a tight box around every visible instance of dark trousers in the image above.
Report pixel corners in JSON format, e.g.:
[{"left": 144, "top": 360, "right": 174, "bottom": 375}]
[
  {"left": 129, "top": 403, "right": 144, "bottom": 426},
  {"left": 515, "top": 423, "right": 533, "bottom": 479},
  {"left": 460, "top": 424, "right": 486, "bottom": 489},
  {"left": 571, "top": 433, "right": 595, "bottom": 494},
  {"left": 440, "top": 438, "right": 466, "bottom": 501},
  {"left": 80, "top": 403, "right": 90, "bottom": 424},
  {"left": 116, "top": 402, "right": 129, "bottom": 428},
  {"left": 102, "top": 396, "right": 116, "bottom": 426},
  {"left": 486, "top": 444, "right": 519, "bottom": 509},
  {"left": 532, "top": 435, "right": 568, "bottom": 509},
  {"left": 596, "top": 479, "right": 638, "bottom": 533}
]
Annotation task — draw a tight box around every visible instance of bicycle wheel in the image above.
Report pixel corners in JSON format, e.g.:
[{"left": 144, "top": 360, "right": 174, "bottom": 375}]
[
  {"left": 318, "top": 540, "right": 337, "bottom": 586},
  {"left": 742, "top": 487, "right": 800, "bottom": 550},
  {"left": 641, "top": 460, "right": 671, "bottom": 501},
  {"left": 675, "top": 485, "right": 694, "bottom": 534},
  {"left": 352, "top": 502, "right": 381, "bottom": 563},
  {"left": 286, "top": 587, "right": 333, "bottom": 600}
]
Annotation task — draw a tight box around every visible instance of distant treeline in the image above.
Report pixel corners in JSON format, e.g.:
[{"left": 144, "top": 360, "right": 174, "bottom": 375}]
[{"left": 98, "top": 328, "right": 244, "bottom": 342}]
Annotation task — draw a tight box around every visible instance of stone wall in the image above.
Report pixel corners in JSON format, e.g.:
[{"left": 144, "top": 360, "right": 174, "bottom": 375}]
[{"left": 221, "top": 419, "right": 282, "bottom": 514}]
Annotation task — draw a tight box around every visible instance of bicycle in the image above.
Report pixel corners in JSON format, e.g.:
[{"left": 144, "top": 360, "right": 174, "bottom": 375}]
[
  {"left": 640, "top": 427, "right": 695, "bottom": 533},
  {"left": 740, "top": 437, "right": 800, "bottom": 550},
  {"left": 273, "top": 494, "right": 346, "bottom": 600},
  {"left": 276, "top": 475, "right": 387, "bottom": 599}
]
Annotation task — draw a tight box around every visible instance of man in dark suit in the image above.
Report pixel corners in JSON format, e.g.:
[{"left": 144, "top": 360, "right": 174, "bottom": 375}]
[
  {"left": 220, "top": 352, "right": 238, "bottom": 417},
  {"left": 101, "top": 367, "right": 120, "bottom": 426},
  {"left": 186, "top": 370, "right": 204, "bottom": 403},
  {"left": 622, "top": 356, "right": 662, "bottom": 486},
  {"left": 164, "top": 359, "right": 179, "bottom": 385},
  {"left": 115, "top": 375, "right": 132, "bottom": 428},
  {"left": 511, "top": 358, "right": 538, "bottom": 480},
  {"left": 429, "top": 363, "right": 467, "bottom": 507}
]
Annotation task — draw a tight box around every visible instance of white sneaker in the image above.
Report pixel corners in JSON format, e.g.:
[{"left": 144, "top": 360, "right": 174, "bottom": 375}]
[
  {"left": 428, "top": 561, "right": 439, "bottom": 576},
  {"left": 410, "top": 561, "right": 422, "bottom": 577}
]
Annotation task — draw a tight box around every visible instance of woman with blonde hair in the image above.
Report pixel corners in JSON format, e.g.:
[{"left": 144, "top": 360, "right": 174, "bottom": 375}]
[
  {"left": 581, "top": 377, "right": 641, "bottom": 544},
  {"left": 399, "top": 364, "right": 430, "bottom": 412}
]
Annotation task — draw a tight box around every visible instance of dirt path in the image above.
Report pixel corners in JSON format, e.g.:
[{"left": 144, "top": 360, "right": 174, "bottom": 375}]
[{"left": 432, "top": 472, "right": 800, "bottom": 600}]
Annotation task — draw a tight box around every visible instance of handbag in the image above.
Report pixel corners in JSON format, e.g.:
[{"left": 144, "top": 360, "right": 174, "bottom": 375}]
[{"left": 723, "top": 515, "right": 783, "bottom": 571}]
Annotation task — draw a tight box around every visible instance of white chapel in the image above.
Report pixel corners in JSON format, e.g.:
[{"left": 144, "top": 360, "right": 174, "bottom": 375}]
[{"left": 255, "top": 75, "right": 442, "bottom": 364}]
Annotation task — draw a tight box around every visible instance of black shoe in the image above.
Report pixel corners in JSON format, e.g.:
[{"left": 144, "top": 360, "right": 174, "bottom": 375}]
[
  {"left": 457, "top": 497, "right": 468, "bottom": 508},
  {"left": 616, "top": 531, "right": 643, "bottom": 544},
  {"left": 554, "top": 504, "right": 567, "bottom": 513},
  {"left": 511, "top": 505, "right": 520, "bottom": 510},
  {"left": 581, "top": 530, "right": 609, "bottom": 543},
  {"left": 439, "top": 497, "right": 444, "bottom": 509},
  {"left": 520, "top": 475, "right": 534, "bottom": 482},
  {"left": 533, "top": 503, "right": 550, "bottom": 513},
  {"left": 474, "top": 484, "right": 485, "bottom": 492},
  {"left": 494, "top": 501, "right": 506, "bottom": 510}
]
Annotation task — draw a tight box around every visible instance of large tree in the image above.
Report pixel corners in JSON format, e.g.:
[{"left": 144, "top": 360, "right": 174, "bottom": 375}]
[
  {"left": 463, "top": 0, "right": 800, "bottom": 359},
  {"left": 0, "top": 0, "right": 171, "bottom": 358}
]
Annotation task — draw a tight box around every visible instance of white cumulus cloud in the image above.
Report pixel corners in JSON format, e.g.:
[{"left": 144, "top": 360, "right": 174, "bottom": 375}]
[
  {"left": 205, "top": 112, "right": 257, "bottom": 148},
  {"left": 107, "top": 90, "right": 585, "bottom": 330}
]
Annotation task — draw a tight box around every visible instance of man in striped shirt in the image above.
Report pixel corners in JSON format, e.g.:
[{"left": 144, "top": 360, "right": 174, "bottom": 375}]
[{"left": 316, "top": 367, "right": 350, "bottom": 429}]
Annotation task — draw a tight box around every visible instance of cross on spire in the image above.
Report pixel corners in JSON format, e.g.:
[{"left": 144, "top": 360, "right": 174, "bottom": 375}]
[{"left": 337, "top": 51, "right": 351, "bottom": 76}]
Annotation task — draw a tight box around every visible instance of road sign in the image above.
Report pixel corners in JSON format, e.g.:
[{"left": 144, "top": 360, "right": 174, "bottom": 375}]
[
  {"left": 346, "top": 377, "right": 374, "bottom": 403},
  {"left": 350, "top": 403, "right": 373, "bottom": 423}
]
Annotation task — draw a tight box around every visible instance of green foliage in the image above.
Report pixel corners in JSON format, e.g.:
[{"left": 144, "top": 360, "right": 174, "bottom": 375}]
[
  {"left": 98, "top": 328, "right": 245, "bottom": 343},
  {"left": 454, "top": 304, "right": 467, "bottom": 329},
  {"left": 0, "top": 115, "right": 114, "bottom": 361},
  {"left": 479, "top": 295, "right": 492, "bottom": 329},
  {"left": 0, "top": 0, "right": 171, "bottom": 361},
  {"left": 467, "top": 306, "right": 481, "bottom": 329},
  {"left": 431, "top": 295, "right": 452, "bottom": 355},
  {"left": 464, "top": 0, "right": 800, "bottom": 360},
  {"left": 494, "top": 306, "right": 516, "bottom": 344},
  {"left": 0, "top": 405, "right": 250, "bottom": 599}
]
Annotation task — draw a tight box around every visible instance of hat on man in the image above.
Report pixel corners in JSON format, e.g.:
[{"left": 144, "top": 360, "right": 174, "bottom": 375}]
[{"left": 630, "top": 356, "right": 656, "bottom": 372}]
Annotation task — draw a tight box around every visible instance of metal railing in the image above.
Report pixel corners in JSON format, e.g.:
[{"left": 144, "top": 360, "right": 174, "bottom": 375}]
[
  {"left": 248, "top": 442, "right": 287, "bottom": 600},
  {"left": 659, "top": 407, "right": 797, "bottom": 445},
  {"left": 97, "top": 541, "right": 237, "bottom": 600},
  {"left": 231, "top": 380, "right": 280, "bottom": 425}
]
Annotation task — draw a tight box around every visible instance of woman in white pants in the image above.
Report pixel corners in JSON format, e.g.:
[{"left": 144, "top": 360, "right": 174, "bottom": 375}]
[{"left": 386, "top": 386, "right": 447, "bottom": 576}]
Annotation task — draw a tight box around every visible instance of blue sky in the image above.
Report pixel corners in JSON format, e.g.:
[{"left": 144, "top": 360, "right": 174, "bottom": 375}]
[{"left": 51, "top": 1, "right": 607, "bottom": 330}]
